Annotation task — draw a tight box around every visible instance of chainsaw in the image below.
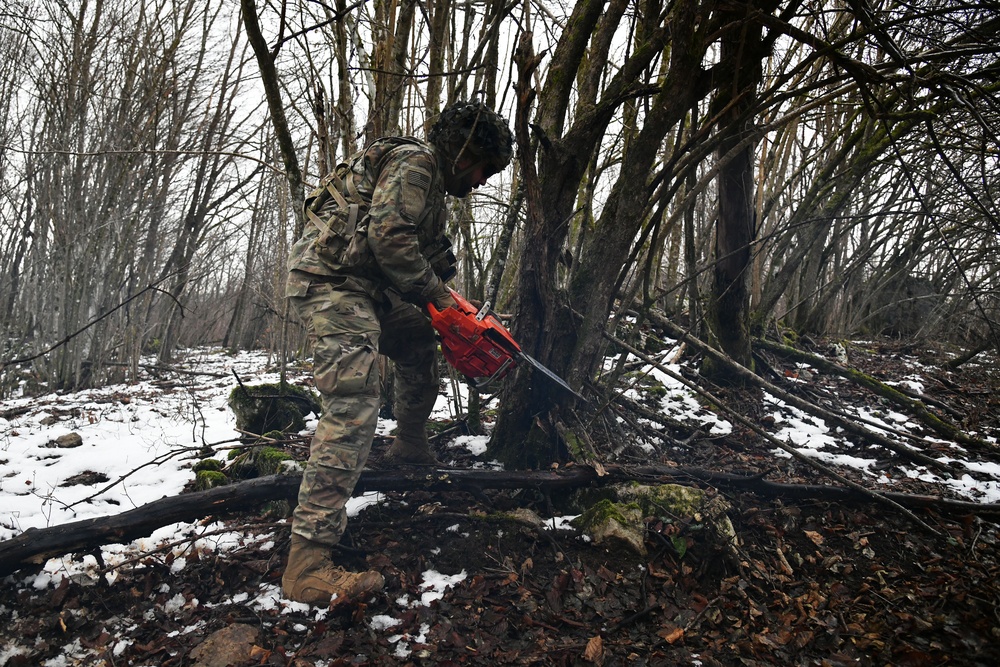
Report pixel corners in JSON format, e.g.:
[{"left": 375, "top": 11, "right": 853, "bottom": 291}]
[{"left": 427, "top": 289, "right": 586, "bottom": 402}]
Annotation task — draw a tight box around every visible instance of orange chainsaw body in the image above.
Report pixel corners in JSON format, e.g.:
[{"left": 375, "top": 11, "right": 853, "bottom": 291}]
[{"left": 427, "top": 289, "right": 520, "bottom": 388}]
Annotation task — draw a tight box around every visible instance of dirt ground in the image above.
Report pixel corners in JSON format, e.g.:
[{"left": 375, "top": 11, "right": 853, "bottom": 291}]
[{"left": 2, "top": 339, "right": 999, "bottom": 666}]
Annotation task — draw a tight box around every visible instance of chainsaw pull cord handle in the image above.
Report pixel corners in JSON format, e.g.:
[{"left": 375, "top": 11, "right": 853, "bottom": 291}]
[{"left": 437, "top": 292, "right": 513, "bottom": 345}]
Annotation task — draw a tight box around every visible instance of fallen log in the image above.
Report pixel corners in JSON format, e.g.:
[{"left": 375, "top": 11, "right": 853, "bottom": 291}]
[
  {"left": 755, "top": 338, "right": 994, "bottom": 453},
  {"left": 0, "top": 467, "right": 601, "bottom": 577},
  {"left": 2, "top": 465, "right": 997, "bottom": 577}
]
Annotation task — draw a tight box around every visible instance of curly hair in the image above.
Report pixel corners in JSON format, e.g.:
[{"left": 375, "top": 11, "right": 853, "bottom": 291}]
[{"left": 429, "top": 99, "right": 514, "bottom": 171}]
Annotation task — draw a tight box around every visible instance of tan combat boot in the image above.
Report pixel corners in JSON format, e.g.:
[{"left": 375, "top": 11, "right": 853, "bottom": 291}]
[
  {"left": 383, "top": 430, "right": 441, "bottom": 466},
  {"left": 282, "top": 534, "right": 384, "bottom": 605}
]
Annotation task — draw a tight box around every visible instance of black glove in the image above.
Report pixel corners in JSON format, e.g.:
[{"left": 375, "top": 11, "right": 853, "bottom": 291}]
[{"left": 418, "top": 275, "right": 457, "bottom": 310}]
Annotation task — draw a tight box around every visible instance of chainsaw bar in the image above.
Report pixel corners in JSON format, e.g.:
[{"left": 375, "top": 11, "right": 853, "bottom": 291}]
[
  {"left": 473, "top": 298, "right": 585, "bottom": 401},
  {"left": 517, "top": 351, "right": 588, "bottom": 403}
]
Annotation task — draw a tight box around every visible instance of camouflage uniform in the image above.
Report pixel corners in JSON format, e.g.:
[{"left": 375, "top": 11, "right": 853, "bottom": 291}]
[{"left": 287, "top": 137, "right": 453, "bottom": 546}]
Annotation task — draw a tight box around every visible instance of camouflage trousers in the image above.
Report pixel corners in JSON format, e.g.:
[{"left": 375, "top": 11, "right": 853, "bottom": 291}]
[{"left": 289, "top": 280, "right": 438, "bottom": 545}]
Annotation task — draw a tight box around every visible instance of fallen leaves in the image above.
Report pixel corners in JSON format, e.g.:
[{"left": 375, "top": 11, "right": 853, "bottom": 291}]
[
  {"left": 657, "top": 626, "right": 684, "bottom": 644},
  {"left": 1, "top": 490, "right": 998, "bottom": 667},
  {"left": 804, "top": 529, "right": 825, "bottom": 547},
  {"left": 581, "top": 635, "right": 604, "bottom": 662}
]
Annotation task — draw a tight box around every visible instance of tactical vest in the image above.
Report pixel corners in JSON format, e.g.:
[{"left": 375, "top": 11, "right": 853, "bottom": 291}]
[{"left": 288, "top": 137, "right": 456, "bottom": 293}]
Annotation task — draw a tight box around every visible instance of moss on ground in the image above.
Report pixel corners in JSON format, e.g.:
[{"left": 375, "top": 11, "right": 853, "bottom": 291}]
[
  {"left": 227, "top": 383, "right": 321, "bottom": 435},
  {"left": 195, "top": 470, "right": 229, "bottom": 491}
]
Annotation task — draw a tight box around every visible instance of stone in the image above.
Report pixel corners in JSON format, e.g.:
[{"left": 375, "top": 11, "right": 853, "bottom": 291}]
[
  {"left": 48, "top": 433, "right": 83, "bottom": 448},
  {"left": 508, "top": 507, "right": 545, "bottom": 527},
  {"left": 571, "top": 499, "right": 647, "bottom": 555},
  {"left": 227, "top": 383, "right": 321, "bottom": 435},
  {"left": 570, "top": 483, "right": 740, "bottom": 562},
  {"left": 189, "top": 624, "right": 259, "bottom": 667}
]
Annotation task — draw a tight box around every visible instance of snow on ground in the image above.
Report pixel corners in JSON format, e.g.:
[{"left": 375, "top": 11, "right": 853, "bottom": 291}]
[
  {"left": 615, "top": 343, "right": 1000, "bottom": 504},
  {"left": 5, "top": 345, "right": 992, "bottom": 547},
  {"left": 2, "top": 343, "right": 999, "bottom": 658},
  {"left": 0, "top": 349, "right": 477, "bottom": 542},
  {"left": 1, "top": 350, "right": 267, "bottom": 541},
  {"left": 607, "top": 347, "right": 734, "bottom": 440},
  {"left": 0, "top": 349, "right": 500, "bottom": 632}
]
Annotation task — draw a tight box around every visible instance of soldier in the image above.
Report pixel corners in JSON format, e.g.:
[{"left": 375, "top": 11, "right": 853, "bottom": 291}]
[{"left": 282, "top": 100, "right": 513, "bottom": 604}]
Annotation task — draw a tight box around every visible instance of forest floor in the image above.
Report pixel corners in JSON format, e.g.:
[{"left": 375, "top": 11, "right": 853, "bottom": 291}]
[{"left": 1, "top": 337, "right": 999, "bottom": 666}]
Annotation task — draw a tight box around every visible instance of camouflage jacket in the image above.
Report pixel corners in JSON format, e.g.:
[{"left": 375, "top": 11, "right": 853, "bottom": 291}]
[{"left": 286, "top": 137, "right": 455, "bottom": 301}]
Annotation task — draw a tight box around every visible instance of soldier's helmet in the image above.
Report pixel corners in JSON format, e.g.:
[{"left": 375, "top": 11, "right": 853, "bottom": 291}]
[{"left": 429, "top": 99, "right": 514, "bottom": 173}]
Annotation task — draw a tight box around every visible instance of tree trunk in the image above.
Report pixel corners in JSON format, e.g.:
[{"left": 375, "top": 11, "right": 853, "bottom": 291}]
[
  {"left": 241, "top": 0, "right": 305, "bottom": 235},
  {"left": 489, "top": 0, "right": 671, "bottom": 467},
  {"left": 368, "top": 0, "right": 416, "bottom": 140},
  {"left": 703, "top": 5, "right": 768, "bottom": 379}
]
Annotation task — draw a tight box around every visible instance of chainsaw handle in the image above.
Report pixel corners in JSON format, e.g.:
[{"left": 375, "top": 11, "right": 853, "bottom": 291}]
[{"left": 427, "top": 288, "right": 479, "bottom": 321}]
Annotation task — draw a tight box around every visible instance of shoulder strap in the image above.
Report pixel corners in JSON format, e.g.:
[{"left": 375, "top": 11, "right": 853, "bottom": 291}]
[
  {"left": 306, "top": 164, "right": 358, "bottom": 246},
  {"left": 307, "top": 137, "right": 431, "bottom": 241}
]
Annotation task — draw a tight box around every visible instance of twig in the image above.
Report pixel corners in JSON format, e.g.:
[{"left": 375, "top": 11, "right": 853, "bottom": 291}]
[
  {"left": 98, "top": 521, "right": 285, "bottom": 575},
  {"left": 232, "top": 369, "right": 251, "bottom": 396},
  {"left": 66, "top": 438, "right": 244, "bottom": 510},
  {"left": 0, "top": 275, "right": 180, "bottom": 371},
  {"left": 606, "top": 332, "right": 946, "bottom": 539}
]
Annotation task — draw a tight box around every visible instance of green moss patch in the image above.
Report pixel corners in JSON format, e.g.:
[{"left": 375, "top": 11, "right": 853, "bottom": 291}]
[
  {"left": 193, "top": 458, "right": 223, "bottom": 473},
  {"left": 227, "top": 383, "right": 321, "bottom": 435},
  {"left": 227, "top": 445, "right": 296, "bottom": 479},
  {"left": 571, "top": 499, "right": 647, "bottom": 555},
  {"left": 569, "top": 483, "right": 739, "bottom": 562},
  {"left": 194, "top": 470, "right": 229, "bottom": 491}
]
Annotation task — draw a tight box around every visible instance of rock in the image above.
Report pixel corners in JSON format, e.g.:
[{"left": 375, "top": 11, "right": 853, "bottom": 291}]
[
  {"left": 508, "top": 507, "right": 545, "bottom": 527},
  {"left": 829, "top": 342, "right": 848, "bottom": 364},
  {"left": 47, "top": 433, "right": 83, "bottom": 448},
  {"left": 570, "top": 483, "right": 740, "bottom": 562},
  {"left": 571, "top": 499, "right": 647, "bottom": 555},
  {"left": 60, "top": 471, "right": 110, "bottom": 487},
  {"left": 227, "top": 383, "right": 321, "bottom": 436},
  {"left": 194, "top": 470, "right": 229, "bottom": 490},
  {"left": 189, "top": 624, "right": 259, "bottom": 667}
]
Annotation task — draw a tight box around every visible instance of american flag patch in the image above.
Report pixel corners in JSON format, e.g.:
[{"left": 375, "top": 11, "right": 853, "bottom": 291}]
[{"left": 406, "top": 170, "right": 431, "bottom": 191}]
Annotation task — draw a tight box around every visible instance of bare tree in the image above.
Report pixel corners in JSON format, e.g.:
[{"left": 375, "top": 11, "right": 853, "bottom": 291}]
[
  {"left": 0, "top": 0, "right": 266, "bottom": 390},
  {"left": 4, "top": 0, "right": 1000, "bottom": 477}
]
